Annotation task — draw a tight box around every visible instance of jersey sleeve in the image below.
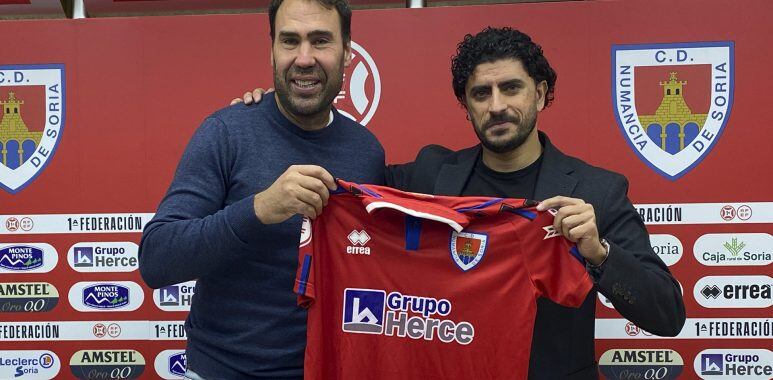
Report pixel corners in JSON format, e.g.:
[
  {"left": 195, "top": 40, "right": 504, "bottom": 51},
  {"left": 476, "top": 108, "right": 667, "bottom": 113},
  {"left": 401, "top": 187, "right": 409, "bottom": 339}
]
[
  {"left": 519, "top": 210, "right": 593, "bottom": 308},
  {"left": 293, "top": 217, "right": 316, "bottom": 308}
]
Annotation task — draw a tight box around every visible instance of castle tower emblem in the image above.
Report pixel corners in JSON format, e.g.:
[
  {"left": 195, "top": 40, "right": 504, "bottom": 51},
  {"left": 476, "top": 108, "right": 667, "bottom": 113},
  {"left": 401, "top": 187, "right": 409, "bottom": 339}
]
[
  {"left": 612, "top": 42, "right": 734, "bottom": 180},
  {"left": 0, "top": 64, "right": 65, "bottom": 194}
]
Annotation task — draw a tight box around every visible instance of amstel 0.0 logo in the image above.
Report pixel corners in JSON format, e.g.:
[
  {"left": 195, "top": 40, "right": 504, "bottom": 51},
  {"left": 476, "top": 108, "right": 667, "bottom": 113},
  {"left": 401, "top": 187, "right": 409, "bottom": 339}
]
[
  {"left": 0, "top": 65, "right": 65, "bottom": 193},
  {"left": 335, "top": 41, "right": 380, "bottom": 126},
  {"left": 599, "top": 349, "right": 684, "bottom": 380},
  {"left": 0, "top": 282, "right": 59, "bottom": 313},
  {"left": 70, "top": 350, "right": 145, "bottom": 380},
  {"left": 612, "top": 42, "right": 733, "bottom": 180}
]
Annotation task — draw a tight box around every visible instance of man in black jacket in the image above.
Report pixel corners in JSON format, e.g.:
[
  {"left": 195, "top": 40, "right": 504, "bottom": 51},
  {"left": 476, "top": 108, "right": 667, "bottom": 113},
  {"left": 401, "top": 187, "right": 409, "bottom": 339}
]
[
  {"left": 385, "top": 27, "right": 685, "bottom": 379},
  {"left": 236, "top": 26, "right": 685, "bottom": 380}
]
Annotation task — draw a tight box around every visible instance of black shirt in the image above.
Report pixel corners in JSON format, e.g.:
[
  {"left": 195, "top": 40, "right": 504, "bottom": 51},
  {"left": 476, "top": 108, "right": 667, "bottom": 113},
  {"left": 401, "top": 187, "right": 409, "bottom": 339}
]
[{"left": 461, "top": 153, "right": 543, "bottom": 200}]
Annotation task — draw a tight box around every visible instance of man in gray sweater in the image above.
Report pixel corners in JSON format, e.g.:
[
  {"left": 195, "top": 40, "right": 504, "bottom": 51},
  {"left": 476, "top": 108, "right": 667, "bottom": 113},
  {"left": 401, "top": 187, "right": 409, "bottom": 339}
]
[{"left": 138, "top": 0, "right": 384, "bottom": 378}]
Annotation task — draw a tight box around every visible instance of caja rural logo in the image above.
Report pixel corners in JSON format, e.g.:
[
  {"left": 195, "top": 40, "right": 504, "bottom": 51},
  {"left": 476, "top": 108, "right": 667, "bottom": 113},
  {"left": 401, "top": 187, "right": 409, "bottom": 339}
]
[
  {"left": 335, "top": 42, "right": 380, "bottom": 126},
  {"left": 612, "top": 42, "right": 733, "bottom": 180},
  {"left": 0, "top": 65, "right": 65, "bottom": 193}
]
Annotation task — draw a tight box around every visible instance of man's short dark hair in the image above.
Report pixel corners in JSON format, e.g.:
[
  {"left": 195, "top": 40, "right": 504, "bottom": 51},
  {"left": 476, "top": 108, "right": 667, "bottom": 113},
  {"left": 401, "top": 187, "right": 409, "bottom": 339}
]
[
  {"left": 451, "top": 27, "right": 557, "bottom": 108},
  {"left": 268, "top": 0, "right": 352, "bottom": 45}
]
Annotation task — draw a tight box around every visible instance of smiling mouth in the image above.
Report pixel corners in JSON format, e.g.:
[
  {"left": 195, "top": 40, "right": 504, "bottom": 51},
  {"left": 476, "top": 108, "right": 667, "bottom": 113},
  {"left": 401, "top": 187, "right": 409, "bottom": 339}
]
[{"left": 291, "top": 79, "right": 320, "bottom": 89}]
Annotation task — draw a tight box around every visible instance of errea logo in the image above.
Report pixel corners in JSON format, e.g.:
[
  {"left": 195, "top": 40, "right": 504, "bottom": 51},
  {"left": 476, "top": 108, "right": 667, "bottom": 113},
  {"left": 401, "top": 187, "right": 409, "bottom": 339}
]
[{"left": 347, "top": 230, "right": 371, "bottom": 255}]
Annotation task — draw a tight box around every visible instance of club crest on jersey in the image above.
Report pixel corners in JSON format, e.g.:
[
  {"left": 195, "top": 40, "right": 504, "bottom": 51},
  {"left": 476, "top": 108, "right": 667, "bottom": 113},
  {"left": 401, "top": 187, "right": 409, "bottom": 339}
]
[
  {"left": 0, "top": 64, "right": 66, "bottom": 193},
  {"left": 612, "top": 42, "right": 733, "bottom": 180},
  {"left": 450, "top": 231, "right": 487, "bottom": 272}
]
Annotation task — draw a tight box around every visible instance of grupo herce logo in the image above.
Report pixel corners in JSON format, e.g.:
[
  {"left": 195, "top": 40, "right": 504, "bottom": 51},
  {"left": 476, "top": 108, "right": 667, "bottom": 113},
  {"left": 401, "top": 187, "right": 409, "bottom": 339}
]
[
  {"left": 694, "top": 233, "right": 772, "bottom": 266},
  {"left": 67, "top": 242, "right": 139, "bottom": 273},
  {"left": 0, "top": 350, "right": 60, "bottom": 379},
  {"left": 67, "top": 281, "right": 144, "bottom": 312},
  {"left": 70, "top": 350, "right": 145, "bottom": 380},
  {"left": 335, "top": 41, "right": 380, "bottom": 126},
  {"left": 694, "top": 275, "right": 771, "bottom": 309},
  {"left": 694, "top": 349, "right": 772, "bottom": 379},
  {"left": 598, "top": 349, "right": 684, "bottom": 380},
  {"left": 0, "top": 282, "right": 59, "bottom": 313},
  {"left": 153, "top": 280, "right": 196, "bottom": 312},
  {"left": 153, "top": 350, "right": 186, "bottom": 379},
  {"left": 612, "top": 42, "right": 733, "bottom": 180},
  {"left": 0, "top": 65, "right": 65, "bottom": 193},
  {"left": 0, "top": 243, "right": 58, "bottom": 273},
  {"left": 342, "top": 288, "right": 473, "bottom": 345}
]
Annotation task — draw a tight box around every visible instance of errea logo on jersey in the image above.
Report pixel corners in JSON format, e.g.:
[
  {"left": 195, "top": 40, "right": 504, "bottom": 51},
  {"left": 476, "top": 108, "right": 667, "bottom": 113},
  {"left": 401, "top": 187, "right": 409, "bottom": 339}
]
[
  {"left": 346, "top": 230, "right": 371, "bottom": 255},
  {"left": 342, "top": 288, "right": 474, "bottom": 345}
]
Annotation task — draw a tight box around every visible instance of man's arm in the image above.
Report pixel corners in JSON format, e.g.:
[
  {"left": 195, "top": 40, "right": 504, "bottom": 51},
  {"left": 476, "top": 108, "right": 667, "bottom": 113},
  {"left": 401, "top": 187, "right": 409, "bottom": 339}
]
[
  {"left": 138, "top": 116, "right": 334, "bottom": 289},
  {"left": 139, "top": 117, "right": 257, "bottom": 289},
  {"left": 541, "top": 175, "right": 685, "bottom": 336},
  {"left": 592, "top": 176, "right": 685, "bottom": 336}
]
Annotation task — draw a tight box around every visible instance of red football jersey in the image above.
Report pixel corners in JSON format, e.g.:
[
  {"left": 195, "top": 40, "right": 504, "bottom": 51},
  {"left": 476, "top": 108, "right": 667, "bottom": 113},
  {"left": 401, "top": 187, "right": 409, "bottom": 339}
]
[{"left": 294, "top": 180, "right": 593, "bottom": 380}]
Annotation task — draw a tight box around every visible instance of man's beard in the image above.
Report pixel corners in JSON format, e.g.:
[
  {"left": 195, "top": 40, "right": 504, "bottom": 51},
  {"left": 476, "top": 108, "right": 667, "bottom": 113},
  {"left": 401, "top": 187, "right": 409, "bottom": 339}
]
[
  {"left": 473, "top": 106, "right": 538, "bottom": 154},
  {"left": 273, "top": 60, "right": 345, "bottom": 118}
]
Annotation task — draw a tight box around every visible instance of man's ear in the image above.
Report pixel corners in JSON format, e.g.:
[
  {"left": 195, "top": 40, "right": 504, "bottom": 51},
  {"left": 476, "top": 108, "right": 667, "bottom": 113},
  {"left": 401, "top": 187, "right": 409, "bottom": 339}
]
[
  {"left": 536, "top": 80, "right": 548, "bottom": 111},
  {"left": 344, "top": 40, "right": 352, "bottom": 67}
]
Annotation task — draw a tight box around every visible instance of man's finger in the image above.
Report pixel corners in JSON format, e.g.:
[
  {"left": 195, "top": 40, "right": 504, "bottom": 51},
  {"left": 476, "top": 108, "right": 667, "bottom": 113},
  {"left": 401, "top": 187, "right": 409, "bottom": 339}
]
[
  {"left": 230, "top": 98, "right": 243, "bottom": 105},
  {"left": 295, "top": 187, "right": 324, "bottom": 216},
  {"left": 537, "top": 196, "right": 583, "bottom": 211},
  {"left": 295, "top": 165, "right": 336, "bottom": 190},
  {"left": 243, "top": 92, "right": 255, "bottom": 105}
]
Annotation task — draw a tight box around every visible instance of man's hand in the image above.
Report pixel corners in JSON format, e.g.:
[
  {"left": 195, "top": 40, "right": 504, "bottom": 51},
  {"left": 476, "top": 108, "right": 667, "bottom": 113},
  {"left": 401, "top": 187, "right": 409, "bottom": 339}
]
[
  {"left": 537, "top": 196, "right": 607, "bottom": 265},
  {"left": 230, "top": 88, "right": 273, "bottom": 106},
  {"left": 253, "top": 165, "right": 336, "bottom": 224}
]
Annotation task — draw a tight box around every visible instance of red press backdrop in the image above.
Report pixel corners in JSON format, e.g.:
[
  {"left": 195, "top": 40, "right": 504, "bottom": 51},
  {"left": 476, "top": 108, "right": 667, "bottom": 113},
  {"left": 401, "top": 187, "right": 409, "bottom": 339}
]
[{"left": 0, "top": 0, "right": 770, "bottom": 378}]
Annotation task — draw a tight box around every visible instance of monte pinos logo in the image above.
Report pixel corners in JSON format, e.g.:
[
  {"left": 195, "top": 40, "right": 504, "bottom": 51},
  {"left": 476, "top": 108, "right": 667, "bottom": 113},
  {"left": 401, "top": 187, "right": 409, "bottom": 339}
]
[
  {"left": 612, "top": 42, "right": 733, "bottom": 180},
  {"left": 0, "top": 64, "right": 65, "bottom": 193}
]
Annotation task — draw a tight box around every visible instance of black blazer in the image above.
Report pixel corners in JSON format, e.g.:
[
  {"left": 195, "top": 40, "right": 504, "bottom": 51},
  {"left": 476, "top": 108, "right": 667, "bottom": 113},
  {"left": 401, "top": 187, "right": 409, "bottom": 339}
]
[{"left": 385, "top": 132, "right": 685, "bottom": 379}]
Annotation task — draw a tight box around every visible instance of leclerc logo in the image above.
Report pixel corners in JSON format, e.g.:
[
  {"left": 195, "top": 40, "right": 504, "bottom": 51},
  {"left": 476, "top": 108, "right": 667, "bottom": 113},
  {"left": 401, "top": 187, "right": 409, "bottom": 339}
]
[
  {"left": 67, "top": 281, "right": 144, "bottom": 312},
  {"left": 0, "top": 350, "right": 60, "bottom": 379},
  {"left": 342, "top": 288, "right": 474, "bottom": 345},
  {"left": 694, "top": 276, "right": 772, "bottom": 308},
  {"left": 153, "top": 280, "right": 196, "bottom": 312},
  {"left": 67, "top": 242, "right": 139, "bottom": 273},
  {"left": 598, "top": 349, "right": 684, "bottom": 380},
  {"left": 694, "top": 349, "right": 772, "bottom": 379}
]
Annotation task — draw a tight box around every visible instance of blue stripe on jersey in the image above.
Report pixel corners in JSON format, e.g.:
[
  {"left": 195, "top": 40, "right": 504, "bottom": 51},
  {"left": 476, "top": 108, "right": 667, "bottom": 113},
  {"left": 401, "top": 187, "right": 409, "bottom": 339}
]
[
  {"left": 569, "top": 246, "right": 585, "bottom": 264},
  {"left": 356, "top": 184, "right": 383, "bottom": 198},
  {"left": 298, "top": 255, "right": 312, "bottom": 295},
  {"left": 512, "top": 209, "right": 537, "bottom": 220},
  {"left": 455, "top": 198, "right": 504, "bottom": 213},
  {"left": 405, "top": 216, "right": 422, "bottom": 251}
]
